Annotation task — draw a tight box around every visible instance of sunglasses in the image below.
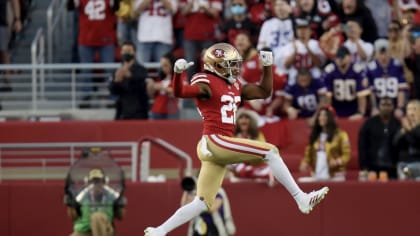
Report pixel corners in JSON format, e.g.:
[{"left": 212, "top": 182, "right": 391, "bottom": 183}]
[{"left": 388, "top": 28, "right": 399, "bottom": 32}]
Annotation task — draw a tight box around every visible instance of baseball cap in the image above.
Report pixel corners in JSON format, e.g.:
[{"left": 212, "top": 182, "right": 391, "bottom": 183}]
[
  {"left": 374, "top": 39, "right": 389, "bottom": 53},
  {"left": 88, "top": 168, "right": 105, "bottom": 181},
  {"left": 335, "top": 46, "right": 350, "bottom": 59},
  {"left": 399, "top": 0, "right": 419, "bottom": 11},
  {"left": 295, "top": 18, "right": 310, "bottom": 28}
]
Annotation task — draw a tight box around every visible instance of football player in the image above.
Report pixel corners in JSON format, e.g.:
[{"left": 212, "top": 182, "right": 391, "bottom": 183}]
[{"left": 144, "top": 43, "right": 329, "bottom": 236}]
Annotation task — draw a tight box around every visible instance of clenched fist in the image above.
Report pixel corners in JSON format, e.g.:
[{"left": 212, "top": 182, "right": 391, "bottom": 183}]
[{"left": 259, "top": 51, "right": 273, "bottom": 66}]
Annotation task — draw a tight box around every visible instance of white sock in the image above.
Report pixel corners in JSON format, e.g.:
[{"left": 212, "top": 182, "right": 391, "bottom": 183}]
[
  {"left": 157, "top": 196, "right": 208, "bottom": 234},
  {"left": 265, "top": 150, "right": 305, "bottom": 202}
]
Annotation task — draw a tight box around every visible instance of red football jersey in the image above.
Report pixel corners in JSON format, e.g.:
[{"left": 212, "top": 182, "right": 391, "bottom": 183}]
[
  {"left": 183, "top": 0, "right": 222, "bottom": 41},
  {"left": 191, "top": 73, "right": 242, "bottom": 136},
  {"left": 151, "top": 79, "right": 179, "bottom": 115},
  {"left": 77, "top": 0, "right": 117, "bottom": 46}
]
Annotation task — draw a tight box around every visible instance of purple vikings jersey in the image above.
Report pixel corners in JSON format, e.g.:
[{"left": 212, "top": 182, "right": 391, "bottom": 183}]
[
  {"left": 366, "top": 59, "right": 408, "bottom": 104},
  {"left": 284, "top": 79, "right": 327, "bottom": 118},
  {"left": 323, "top": 62, "right": 370, "bottom": 117}
]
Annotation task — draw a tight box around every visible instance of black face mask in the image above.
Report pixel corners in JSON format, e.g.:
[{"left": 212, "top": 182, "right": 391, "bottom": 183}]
[{"left": 121, "top": 53, "right": 134, "bottom": 62}]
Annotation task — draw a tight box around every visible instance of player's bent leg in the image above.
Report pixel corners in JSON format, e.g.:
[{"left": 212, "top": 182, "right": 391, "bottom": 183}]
[
  {"left": 264, "top": 148, "right": 329, "bottom": 214},
  {"left": 203, "top": 135, "right": 274, "bottom": 164},
  {"left": 145, "top": 162, "right": 224, "bottom": 236},
  {"left": 196, "top": 161, "right": 227, "bottom": 209}
]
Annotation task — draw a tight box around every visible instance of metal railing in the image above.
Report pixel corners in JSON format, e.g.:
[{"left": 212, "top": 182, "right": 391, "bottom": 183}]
[
  {"left": 47, "top": 0, "right": 68, "bottom": 63},
  {"left": 31, "top": 28, "right": 45, "bottom": 110},
  {"left": 139, "top": 137, "right": 193, "bottom": 182},
  {"left": 0, "top": 142, "right": 138, "bottom": 182},
  {"left": 0, "top": 138, "right": 192, "bottom": 182},
  {"left": 0, "top": 62, "right": 160, "bottom": 112}
]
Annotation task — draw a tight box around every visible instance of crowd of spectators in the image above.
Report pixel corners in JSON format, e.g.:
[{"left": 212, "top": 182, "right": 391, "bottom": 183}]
[
  {"left": 60, "top": 0, "right": 420, "bottom": 121},
  {"left": 3, "top": 0, "right": 420, "bottom": 180},
  {"left": 64, "top": 0, "right": 420, "bottom": 178}
]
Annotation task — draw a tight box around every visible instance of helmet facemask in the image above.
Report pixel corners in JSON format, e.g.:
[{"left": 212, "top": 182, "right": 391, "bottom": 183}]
[{"left": 216, "top": 58, "right": 243, "bottom": 84}]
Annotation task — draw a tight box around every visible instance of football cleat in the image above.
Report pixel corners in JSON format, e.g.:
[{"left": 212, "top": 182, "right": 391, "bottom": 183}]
[
  {"left": 297, "top": 186, "right": 329, "bottom": 214},
  {"left": 144, "top": 227, "right": 165, "bottom": 236}
]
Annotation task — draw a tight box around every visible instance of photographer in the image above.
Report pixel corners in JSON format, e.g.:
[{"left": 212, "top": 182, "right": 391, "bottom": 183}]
[
  {"left": 180, "top": 177, "right": 236, "bottom": 236},
  {"left": 65, "top": 168, "right": 126, "bottom": 236}
]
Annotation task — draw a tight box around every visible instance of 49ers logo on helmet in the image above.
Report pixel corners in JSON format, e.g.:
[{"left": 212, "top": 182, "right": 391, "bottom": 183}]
[{"left": 212, "top": 49, "right": 226, "bottom": 58}]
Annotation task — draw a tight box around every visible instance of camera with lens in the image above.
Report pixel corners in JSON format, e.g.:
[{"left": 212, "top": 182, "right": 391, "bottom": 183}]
[{"left": 181, "top": 176, "right": 196, "bottom": 192}]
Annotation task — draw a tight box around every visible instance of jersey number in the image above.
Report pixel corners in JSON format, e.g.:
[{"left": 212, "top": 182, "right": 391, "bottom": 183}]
[
  {"left": 85, "top": 0, "right": 106, "bottom": 20},
  {"left": 148, "top": 1, "right": 168, "bottom": 16},
  {"left": 333, "top": 79, "right": 356, "bottom": 101},
  {"left": 270, "top": 30, "right": 291, "bottom": 48},
  {"left": 220, "top": 95, "right": 241, "bottom": 124},
  {"left": 374, "top": 77, "right": 399, "bottom": 98},
  {"left": 297, "top": 94, "right": 318, "bottom": 111}
]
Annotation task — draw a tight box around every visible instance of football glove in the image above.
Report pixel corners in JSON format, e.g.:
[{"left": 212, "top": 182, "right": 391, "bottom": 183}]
[
  {"left": 174, "top": 59, "right": 194, "bottom": 73},
  {"left": 259, "top": 51, "right": 273, "bottom": 66}
]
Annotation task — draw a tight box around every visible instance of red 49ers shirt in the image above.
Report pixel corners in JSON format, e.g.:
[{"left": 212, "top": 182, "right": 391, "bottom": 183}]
[{"left": 76, "top": 0, "right": 117, "bottom": 46}]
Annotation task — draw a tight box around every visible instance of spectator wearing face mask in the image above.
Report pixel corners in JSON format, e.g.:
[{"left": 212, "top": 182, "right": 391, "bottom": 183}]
[
  {"left": 109, "top": 42, "right": 151, "bottom": 120},
  {"left": 219, "top": 0, "right": 260, "bottom": 45}
]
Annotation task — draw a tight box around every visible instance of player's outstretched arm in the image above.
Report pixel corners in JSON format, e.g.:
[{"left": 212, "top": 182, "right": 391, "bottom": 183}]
[
  {"left": 241, "top": 51, "right": 273, "bottom": 100},
  {"left": 173, "top": 59, "right": 211, "bottom": 98}
]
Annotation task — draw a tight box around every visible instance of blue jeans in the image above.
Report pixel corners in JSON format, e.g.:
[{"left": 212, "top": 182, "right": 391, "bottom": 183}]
[
  {"left": 174, "top": 28, "right": 184, "bottom": 50},
  {"left": 78, "top": 45, "right": 115, "bottom": 94},
  {"left": 183, "top": 40, "right": 213, "bottom": 80},
  {"left": 117, "top": 20, "right": 137, "bottom": 45},
  {"left": 71, "top": 10, "right": 80, "bottom": 63},
  {"left": 136, "top": 42, "right": 172, "bottom": 63}
]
